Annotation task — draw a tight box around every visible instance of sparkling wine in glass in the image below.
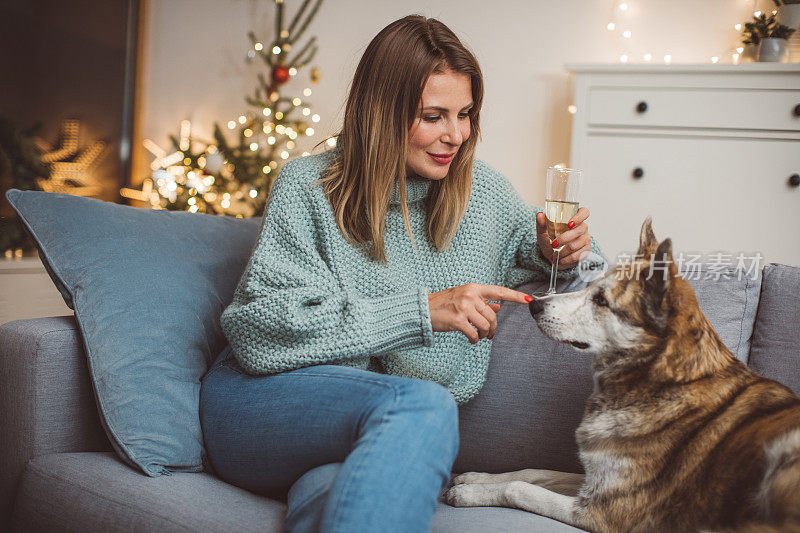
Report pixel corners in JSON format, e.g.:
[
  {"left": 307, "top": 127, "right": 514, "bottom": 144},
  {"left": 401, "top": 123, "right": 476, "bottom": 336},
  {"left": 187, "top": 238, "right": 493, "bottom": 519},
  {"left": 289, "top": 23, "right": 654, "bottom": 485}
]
[{"left": 542, "top": 166, "right": 582, "bottom": 295}]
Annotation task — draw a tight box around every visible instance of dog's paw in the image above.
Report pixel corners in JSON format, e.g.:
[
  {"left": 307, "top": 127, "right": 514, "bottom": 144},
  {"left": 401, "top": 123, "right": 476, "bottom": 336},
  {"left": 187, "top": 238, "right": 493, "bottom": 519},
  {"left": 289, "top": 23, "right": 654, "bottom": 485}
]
[
  {"left": 447, "top": 471, "right": 485, "bottom": 489},
  {"left": 445, "top": 484, "right": 480, "bottom": 507}
]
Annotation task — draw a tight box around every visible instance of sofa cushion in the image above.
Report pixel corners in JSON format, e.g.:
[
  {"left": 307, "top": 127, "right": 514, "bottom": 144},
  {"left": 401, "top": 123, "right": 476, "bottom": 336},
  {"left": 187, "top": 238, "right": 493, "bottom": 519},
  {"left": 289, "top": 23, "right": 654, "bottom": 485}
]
[
  {"left": 748, "top": 263, "right": 800, "bottom": 395},
  {"left": 12, "top": 452, "right": 584, "bottom": 532},
  {"left": 455, "top": 264, "right": 762, "bottom": 476},
  {"left": 5, "top": 189, "right": 260, "bottom": 476},
  {"left": 11, "top": 452, "right": 286, "bottom": 532}
]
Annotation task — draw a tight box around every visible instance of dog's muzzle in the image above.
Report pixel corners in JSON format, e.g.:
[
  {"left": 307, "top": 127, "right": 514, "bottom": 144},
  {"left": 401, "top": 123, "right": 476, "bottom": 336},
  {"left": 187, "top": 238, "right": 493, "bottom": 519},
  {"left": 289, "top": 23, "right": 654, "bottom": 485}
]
[{"left": 529, "top": 298, "right": 545, "bottom": 317}]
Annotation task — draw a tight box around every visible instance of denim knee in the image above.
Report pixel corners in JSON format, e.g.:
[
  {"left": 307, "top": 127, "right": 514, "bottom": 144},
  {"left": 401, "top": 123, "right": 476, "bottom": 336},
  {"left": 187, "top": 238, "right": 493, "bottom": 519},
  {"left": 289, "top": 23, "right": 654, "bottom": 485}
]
[{"left": 393, "top": 380, "right": 460, "bottom": 460}]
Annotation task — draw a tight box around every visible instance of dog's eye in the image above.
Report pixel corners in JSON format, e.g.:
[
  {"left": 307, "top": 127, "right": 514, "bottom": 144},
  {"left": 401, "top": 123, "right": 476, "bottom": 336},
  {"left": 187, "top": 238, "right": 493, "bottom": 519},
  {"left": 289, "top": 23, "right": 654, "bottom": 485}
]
[{"left": 592, "top": 291, "right": 609, "bottom": 307}]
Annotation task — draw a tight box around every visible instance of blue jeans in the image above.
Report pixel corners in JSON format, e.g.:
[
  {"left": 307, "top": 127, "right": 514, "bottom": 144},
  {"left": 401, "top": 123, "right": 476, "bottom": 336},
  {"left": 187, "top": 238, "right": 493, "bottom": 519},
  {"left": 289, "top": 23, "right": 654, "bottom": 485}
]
[{"left": 199, "top": 345, "right": 460, "bottom": 532}]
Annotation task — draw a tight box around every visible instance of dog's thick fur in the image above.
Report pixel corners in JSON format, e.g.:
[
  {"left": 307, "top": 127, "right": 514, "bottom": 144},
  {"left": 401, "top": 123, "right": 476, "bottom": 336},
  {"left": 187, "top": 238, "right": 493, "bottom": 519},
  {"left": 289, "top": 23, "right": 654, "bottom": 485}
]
[{"left": 445, "top": 218, "right": 800, "bottom": 532}]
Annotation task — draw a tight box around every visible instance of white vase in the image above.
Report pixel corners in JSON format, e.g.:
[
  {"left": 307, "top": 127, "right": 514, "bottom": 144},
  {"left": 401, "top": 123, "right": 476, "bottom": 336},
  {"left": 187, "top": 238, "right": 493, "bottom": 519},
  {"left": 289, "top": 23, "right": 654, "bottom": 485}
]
[
  {"left": 758, "top": 38, "right": 788, "bottom": 62},
  {"left": 777, "top": 4, "right": 800, "bottom": 63}
]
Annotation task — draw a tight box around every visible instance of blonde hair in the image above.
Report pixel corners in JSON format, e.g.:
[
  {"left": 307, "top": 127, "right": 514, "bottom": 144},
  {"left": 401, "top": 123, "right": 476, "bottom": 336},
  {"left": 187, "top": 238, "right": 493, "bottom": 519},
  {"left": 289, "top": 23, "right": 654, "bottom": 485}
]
[{"left": 312, "top": 14, "right": 484, "bottom": 263}]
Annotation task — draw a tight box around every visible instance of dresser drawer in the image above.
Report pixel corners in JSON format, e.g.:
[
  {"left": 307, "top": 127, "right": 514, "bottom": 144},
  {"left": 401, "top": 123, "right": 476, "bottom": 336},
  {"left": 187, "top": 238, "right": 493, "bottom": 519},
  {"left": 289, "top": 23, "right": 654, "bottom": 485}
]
[
  {"left": 587, "top": 88, "right": 800, "bottom": 132},
  {"left": 580, "top": 134, "right": 800, "bottom": 265}
]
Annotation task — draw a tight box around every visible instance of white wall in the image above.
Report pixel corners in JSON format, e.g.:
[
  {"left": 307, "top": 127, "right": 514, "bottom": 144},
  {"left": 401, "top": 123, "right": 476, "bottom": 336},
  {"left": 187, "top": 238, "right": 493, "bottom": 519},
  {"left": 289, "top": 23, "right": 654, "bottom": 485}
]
[{"left": 139, "top": 0, "right": 771, "bottom": 205}]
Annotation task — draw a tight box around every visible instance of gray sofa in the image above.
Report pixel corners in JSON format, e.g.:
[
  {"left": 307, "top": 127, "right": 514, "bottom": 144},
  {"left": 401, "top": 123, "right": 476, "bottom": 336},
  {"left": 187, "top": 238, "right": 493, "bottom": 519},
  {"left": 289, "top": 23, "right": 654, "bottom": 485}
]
[{"left": 2, "top": 263, "right": 798, "bottom": 532}]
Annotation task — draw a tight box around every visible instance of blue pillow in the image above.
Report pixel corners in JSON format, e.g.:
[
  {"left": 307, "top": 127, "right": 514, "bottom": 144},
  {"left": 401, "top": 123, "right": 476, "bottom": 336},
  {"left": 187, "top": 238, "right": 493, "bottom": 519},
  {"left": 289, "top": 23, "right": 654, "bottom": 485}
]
[{"left": 5, "top": 189, "right": 261, "bottom": 476}]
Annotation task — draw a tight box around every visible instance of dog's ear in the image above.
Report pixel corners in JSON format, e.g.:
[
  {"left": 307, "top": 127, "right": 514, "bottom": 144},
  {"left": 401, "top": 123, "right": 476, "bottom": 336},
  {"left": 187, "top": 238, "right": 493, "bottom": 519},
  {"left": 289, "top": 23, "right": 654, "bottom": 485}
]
[
  {"left": 636, "top": 216, "right": 658, "bottom": 257},
  {"left": 642, "top": 237, "right": 674, "bottom": 328}
]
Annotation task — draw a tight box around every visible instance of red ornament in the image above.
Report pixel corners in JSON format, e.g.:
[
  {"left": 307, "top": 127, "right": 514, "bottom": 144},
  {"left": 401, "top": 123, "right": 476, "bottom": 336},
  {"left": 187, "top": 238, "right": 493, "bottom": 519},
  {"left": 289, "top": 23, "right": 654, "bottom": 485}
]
[{"left": 271, "top": 65, "right": 291, "bottom": 85}]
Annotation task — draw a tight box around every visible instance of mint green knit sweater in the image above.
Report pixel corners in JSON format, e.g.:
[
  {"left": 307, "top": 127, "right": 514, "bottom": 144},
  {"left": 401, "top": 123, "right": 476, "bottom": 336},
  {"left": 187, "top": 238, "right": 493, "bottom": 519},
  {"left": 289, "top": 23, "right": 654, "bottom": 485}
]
[{"left": 220, "top": 146, "right": 605, "bottom": 404}]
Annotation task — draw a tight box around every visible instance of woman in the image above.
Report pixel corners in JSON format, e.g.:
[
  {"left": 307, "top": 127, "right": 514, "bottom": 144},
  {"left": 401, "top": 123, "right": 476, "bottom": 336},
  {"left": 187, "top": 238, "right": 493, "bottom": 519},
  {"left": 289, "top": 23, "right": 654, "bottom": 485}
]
[{"left": 200, "top": 14, "right": 602, "bottom": 533}]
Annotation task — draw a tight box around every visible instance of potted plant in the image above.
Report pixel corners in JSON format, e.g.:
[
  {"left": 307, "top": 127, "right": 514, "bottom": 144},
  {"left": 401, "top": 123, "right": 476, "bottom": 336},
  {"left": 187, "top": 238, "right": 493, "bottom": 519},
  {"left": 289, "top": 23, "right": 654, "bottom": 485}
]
[
  {"left": 744, "top": 12, "right": 797, "bottom": 62},
  {"left": 774, "top": 0, "right": 800, "bottom": 62}
]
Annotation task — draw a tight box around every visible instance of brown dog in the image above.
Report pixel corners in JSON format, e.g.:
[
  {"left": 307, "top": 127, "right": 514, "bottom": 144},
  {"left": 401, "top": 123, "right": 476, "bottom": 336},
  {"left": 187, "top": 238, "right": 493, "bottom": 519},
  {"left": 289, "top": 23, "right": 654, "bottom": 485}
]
[{"left": 445, "top": 218, "right": 800, "bottom": 532}]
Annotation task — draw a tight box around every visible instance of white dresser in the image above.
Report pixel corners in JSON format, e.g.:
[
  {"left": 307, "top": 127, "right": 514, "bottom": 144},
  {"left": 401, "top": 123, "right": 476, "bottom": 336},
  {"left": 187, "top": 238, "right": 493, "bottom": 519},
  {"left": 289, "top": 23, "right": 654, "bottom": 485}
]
[
  {"left": 566, "top": 63, "right": 800, "bottom": 266},
  {"left": 0, "top": 257, "right": 72, "bottom": 325}
]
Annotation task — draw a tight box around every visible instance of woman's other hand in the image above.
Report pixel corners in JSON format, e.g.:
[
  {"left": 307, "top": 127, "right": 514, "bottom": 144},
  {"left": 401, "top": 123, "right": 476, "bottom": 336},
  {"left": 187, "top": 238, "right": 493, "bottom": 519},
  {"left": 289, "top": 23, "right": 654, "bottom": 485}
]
[
  {"left": 428, "top": 283, "right": 533, "bottom": 344},
  {"left": 536, "top": 207, "right": 592, "bottom": 270}
]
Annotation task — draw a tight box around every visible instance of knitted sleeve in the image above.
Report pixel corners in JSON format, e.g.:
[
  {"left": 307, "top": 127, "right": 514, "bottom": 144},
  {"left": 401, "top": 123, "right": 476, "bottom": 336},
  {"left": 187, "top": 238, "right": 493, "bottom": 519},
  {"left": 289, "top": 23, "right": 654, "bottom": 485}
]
[{"left": 220, "top": 159, "right": 434, "bottom": 375}]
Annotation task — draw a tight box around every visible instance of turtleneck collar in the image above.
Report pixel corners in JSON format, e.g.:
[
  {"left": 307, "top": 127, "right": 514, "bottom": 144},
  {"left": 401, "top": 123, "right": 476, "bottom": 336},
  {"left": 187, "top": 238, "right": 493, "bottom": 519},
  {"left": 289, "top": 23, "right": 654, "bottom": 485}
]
[{"left": 389, "top": 175, "right": 433, "bottom": 205}]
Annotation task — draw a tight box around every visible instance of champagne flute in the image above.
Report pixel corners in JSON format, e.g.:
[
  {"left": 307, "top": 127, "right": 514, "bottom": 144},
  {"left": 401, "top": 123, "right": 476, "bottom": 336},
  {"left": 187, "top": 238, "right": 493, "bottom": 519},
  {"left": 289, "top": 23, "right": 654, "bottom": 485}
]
[{"left": 542, "top": 166, "right": 582, "bottom": 295}]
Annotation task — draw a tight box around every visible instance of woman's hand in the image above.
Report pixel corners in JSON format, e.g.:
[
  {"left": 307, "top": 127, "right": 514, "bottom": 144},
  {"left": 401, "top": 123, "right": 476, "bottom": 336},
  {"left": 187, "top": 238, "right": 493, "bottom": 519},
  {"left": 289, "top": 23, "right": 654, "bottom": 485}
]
[
  {"left": 535, "top": 207, "right": 592, "bottom": 270},
  {"left": 428, "top": 283, "right": 533, "bottom": 344}
]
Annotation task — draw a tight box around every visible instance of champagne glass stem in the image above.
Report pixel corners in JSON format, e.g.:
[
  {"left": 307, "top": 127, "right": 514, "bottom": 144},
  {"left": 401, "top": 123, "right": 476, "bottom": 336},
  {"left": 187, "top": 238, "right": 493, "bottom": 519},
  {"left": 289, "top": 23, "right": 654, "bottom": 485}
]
[{"left": 547, "top": 247, "right": 561, "bottom": 294}]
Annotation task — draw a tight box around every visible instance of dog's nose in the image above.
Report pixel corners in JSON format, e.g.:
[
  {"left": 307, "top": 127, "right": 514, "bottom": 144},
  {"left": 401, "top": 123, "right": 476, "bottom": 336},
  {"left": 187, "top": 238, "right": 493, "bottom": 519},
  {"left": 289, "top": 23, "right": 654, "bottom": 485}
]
[{"left": 529, "top": 297, "right": 545, "bottom": 317}]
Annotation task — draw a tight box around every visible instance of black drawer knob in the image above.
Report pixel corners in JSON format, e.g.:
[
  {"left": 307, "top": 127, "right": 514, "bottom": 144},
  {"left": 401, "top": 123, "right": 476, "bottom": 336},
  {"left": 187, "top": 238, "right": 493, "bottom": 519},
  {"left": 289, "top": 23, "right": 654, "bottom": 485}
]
[
  {"left": 633, "top": 167, "right": 644, "bottom": 179},
  {"left": 794, "top": 104, "right": 800, "bottom": 117},
  {"left": 636, "top": 101, "right": 648, "bottom": 113},
  {"left": 790, "top": 174, "right": 800, "bottom": 187}
]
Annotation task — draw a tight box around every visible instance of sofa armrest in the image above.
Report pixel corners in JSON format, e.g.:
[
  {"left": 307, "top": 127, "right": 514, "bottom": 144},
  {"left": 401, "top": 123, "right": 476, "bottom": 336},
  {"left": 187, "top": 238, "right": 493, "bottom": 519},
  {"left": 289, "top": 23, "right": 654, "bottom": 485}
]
[{"left": 0, "top": 316, "right": 110, "bottom": 524}]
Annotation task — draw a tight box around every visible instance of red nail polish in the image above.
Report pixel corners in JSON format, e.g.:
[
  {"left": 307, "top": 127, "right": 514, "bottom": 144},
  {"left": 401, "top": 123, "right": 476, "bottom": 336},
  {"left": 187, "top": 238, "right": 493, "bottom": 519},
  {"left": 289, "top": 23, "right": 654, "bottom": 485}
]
[
  {"left": 568, "top": 221, "right": 575, "bottom": 229},
  {"left": 551, "top": 240, "right": 559, "bottom": 248},
  {"left": 525, "top": 295, "right": 533, "bottom": 303}
]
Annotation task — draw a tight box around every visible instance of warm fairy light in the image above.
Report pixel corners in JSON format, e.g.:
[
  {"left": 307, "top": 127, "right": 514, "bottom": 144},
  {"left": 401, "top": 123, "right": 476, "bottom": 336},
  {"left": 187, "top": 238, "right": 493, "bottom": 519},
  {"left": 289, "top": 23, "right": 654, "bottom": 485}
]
[
  {"left": 619, "top": 3, "right": 628, "bottom": 11},
  {"left": 249, "top": 189, "right": 258, "bottom": 198},
  {"left": 263, "top": 108, "right": 271, "bottom": 116},
  {"left": 623, "top": 30, "right": 631, "bottom": 38},
  {"left": 306, "top": 127, "right": 315, "bottom": 136},
  {"left": 664, "top": 54, "right": 672, "bottom": 63},
  {"left": 607, "top": 22, "right": 616, "bottom": 30},
  {"left": 326, "top": 138, "right": 337, "bottom": 147},
  {"left": 227, "top": 120, "right": 236, "bottom": 129},
  {"left": 272, "top": 45, "right": 281, "bottom": 54},
  {"left": 292, "top": 97, "right": 301, "bottom": 106},
  {"left": 644, "top": 53, "right": 652, "bottom": 61},
  {"left": 254, "top": 42, "right": 263, "bottom": 51},
  {"left": 303, "top": 88, "right": 312, "bottom": 96},
  {"left": 302, "top": 107, "right": 311, "bottom": 116},
  {"left": 289, "top": 67, "right": 297, "bottom": 75},
  {"left": 735, "top": 23, "right": 742, "bottom": 31},
  {"left": 567, "top": 105, "right": 577, "bottom": 114},
  {"left": 733, "top": 53, "right": 740, "bottom": 62},
  {"left": 238, "top": 115, "right": 246, "bottom": 124},
  {"left": 737, "top": 47, "right": 744, "bottom": 53},
  {"left": 711, "top": 56, "right": 719, "bottom": 63},
  {"left": 281, "top": 151, "right": 289, "bottom": 159},
  {"left": 275, "top": 111, "right": 284, "bottom": 119},
  {"left": 268, "top": 136, "right": 276, "bottom": 144},
  {"left": 143, "top": 139, "right": 166, "bottom": 158},
  {"left": 754, "top": 10, "right": 761, "bottom": 17},
  {"left": 620, "top": 54, "right": 629, "bottom": 63},
  {"left": 250, "top": 143, "right": 258, "bottom": 151},
  {"left": 312, "top": 114, "right": 320, "bottom": 122},
  {"left": 243, "top": 128, "right": 253, "bottom": 137}
]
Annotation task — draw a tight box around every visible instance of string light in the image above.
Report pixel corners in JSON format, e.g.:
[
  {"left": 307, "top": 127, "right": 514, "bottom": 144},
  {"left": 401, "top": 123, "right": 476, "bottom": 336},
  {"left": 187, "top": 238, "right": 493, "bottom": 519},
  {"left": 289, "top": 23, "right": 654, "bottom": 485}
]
[{"left": 603, "top": 1, "right": 755, "bottom": 65}]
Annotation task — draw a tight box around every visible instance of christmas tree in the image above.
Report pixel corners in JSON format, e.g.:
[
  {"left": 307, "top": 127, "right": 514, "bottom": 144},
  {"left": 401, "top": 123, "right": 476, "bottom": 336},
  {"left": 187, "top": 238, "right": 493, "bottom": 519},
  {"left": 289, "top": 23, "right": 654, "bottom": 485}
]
[{"left": 123, "top": 0, "right": 330, "bottom": 218}]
